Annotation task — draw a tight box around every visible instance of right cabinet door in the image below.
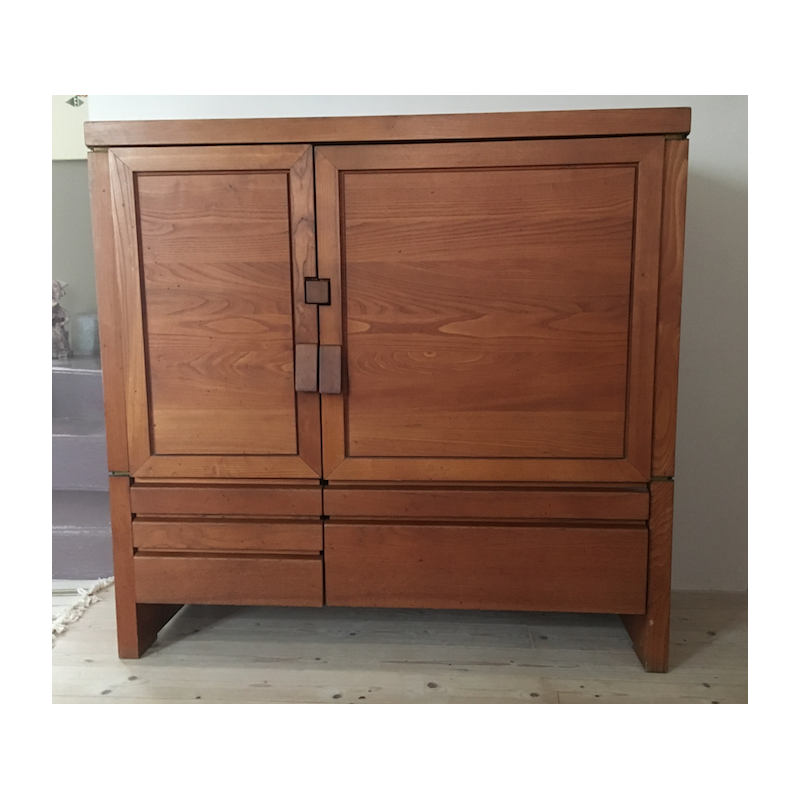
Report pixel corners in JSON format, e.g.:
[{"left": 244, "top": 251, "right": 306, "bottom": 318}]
[{"left": 316, "top": 137, "right": 666, "bottom": 482}]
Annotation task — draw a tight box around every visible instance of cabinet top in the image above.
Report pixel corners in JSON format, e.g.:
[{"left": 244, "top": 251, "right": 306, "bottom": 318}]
[{"left": 84, "top": 107, "right": 691, "bottom": 148}]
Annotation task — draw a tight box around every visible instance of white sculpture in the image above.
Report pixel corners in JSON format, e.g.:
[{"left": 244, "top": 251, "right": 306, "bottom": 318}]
[{"left": 52, "top": 279, "right": 72, "bottom": 359}]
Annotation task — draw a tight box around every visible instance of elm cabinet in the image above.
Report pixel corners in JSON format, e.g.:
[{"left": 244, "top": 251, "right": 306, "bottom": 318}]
[{"left": 85, "top": 108, "right": 689, "bottom": 671}]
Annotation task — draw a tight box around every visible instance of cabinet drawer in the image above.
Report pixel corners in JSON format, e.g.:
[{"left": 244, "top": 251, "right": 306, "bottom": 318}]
[
  {"left": 133, "top": 519, "right": 322, "bottom": 554},
  {"left": 324, "top": 486, "right": 649, "bottom": 520},
  {"left": 130, "top": 484, "right": 322, "bottom": 517},
  {"left": 325, "top": 523, "right": 647, "bottom": 614},
  {"left": 134, "top": 553, "right": 322, "bottom": 606}
]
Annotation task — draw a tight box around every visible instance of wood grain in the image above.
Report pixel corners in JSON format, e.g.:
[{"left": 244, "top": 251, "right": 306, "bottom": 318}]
[
  {"left": 623, "top": 137, "right": 665, "bottom": 477},
  {"left": 317, "top": 137, "right": 664, "bottom": 481},
  {"left": 325, "top": 523, "right": 648, "bottom": 613},
  {"left": 319, "top": 345, "right": 342, "bottom": 394},
  {"left": 137, "top": 170, "right": 296, "bottom": 455},
  {"left": 323, "top": 486, "right": 650, "bottom": 520},
  {"left": 53, "top": 587, "right": 746, "bottom": 703},
  {"left": 85, "top": 107, "right": 691, "bottom": 148},
  {"left": 314, "top": 153, "right": 345, "bottom": 349},
  {"left": 129, "top": 484, "right": 322, "bottom": 516},
  {"left": 87, "top": 152, "right": 129, "bottom": 472},
  {"left": 134, "top": 553, "right": 323, "bottom": 606},
  {"left": 289, "top": 146, "right": 320, "bottom": 344},
  {"left": 107, "top": 144, "right": 312, "bottom": 172},
  {"left": 315, "top": 151, "right": 347, "bottom": 477},
  {"left": 319, "top": 136, "right": 658, "bottom": 172},
  {"left": 323, "top": 455, "right": 655, "bottom": 483},
  {"left": 130, "top": 454, "right": 320, "bottom": 480},
  {"left": 84, "top": 111, "right": 690, "bottom": 672},
  {"left": 131, "top": 477, "right": 321, "bottom": 485},
  {"left": 620, "top": 480, "right": 674, "bottom": 672},
  {"left": 108, "top": 476, "right": 138, "bottom": 656},
  {"left": 294, "top": 344, "right": 318, "bottom": 392},
  {"left": 651, "top": 140, "right": 689, "bottom": 477},
  {"left": 296, "top": 392, "right": 323, "bottom": 478},
  {"left": 288, "top": 147, "right": 324, "bottom": 475},
  {"left": 108, "top": 476, "right": 182, "bottom": 658},
  {"left": 107, "top": 145, "right": 323, "bottom": 479},
  {"left": 132, "top": 519, "right": 322, "bottom": 553},
  {"left": 108, "top": 149, "right": 151, "bottom": 474}
]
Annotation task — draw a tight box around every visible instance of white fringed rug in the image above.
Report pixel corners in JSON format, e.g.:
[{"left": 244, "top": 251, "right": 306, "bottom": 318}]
[{"left": 52, "top": 577, "right": 114, "bottom": 646}]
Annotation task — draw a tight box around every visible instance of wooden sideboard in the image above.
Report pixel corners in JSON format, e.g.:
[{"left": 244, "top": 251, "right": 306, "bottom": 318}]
[{"left": 86, "top": 107, "right": 689, "bottom": 671}]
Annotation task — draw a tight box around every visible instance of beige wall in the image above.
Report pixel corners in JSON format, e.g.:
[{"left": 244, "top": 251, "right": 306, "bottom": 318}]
[
  {"left": 52, "top": 160, "right": 97, "bottom": 334},
  {"left": 53, "top": 95, "right": 96, "bottom": 341},
  {"left": 52, "top": 95, "right": 89, "bottom": 161},
  {"left": 82, "top": 95, "right": 748, "bottom": 590}
]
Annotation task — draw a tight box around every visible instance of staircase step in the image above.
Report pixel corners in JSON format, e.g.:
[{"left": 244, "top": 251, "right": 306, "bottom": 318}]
[
  {"left": 52, "top": 356, "right": 105, "bottom": 422},
  {"left": 52, "top": 418, "right": 106, "bottom": 437},
  {"left": 52, "top": 419, "right": 109, "bottom": 491},
  {"left": 52, "top": 490, "right": 113, "bottom": 579}
]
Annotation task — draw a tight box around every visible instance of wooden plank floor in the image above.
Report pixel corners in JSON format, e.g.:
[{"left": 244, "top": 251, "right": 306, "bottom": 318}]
[{"left": 52, "top": 585, "right": 747, "bottom": 703}]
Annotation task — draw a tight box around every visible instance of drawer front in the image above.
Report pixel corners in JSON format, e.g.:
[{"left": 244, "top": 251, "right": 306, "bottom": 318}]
[
  {"left": 130, "top": 484, "right": 322, "bottom": 517},
  {"left": 324, "top": 486, "right": 649, "bottom": 521},
  {"left": 133, "top": 519, "right": 322, "bottom": 554},
  {"left": 134, "top": 554, "right": 322, "bottom": 606},
  {"left": 325, "top": 524, "right": 647, "bottom": 614}
]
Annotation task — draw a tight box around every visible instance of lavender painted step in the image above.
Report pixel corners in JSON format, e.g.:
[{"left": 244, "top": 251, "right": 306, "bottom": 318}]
[
  {"left": 52, "top": 356, "right": 105, "bottom": 421},
  {"left": 53, "top": 356, "right": 114, "bottom": 578},
  {"left": 52, "top": 491, "right": 113, "bottom": 579},
  {"left": 52, "top": 355, "right": 109, "bottom": 491},
  {"left": 52, "top": 418, "right": 109, "bottom": 491}
]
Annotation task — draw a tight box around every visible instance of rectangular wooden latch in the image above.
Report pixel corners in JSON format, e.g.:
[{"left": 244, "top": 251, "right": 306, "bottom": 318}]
[
  {"left": 295, "top": 344, "right": 318, "bottom": 392},
  {"left": 319, "top": 345, "right": 342, "bottom": 394}
]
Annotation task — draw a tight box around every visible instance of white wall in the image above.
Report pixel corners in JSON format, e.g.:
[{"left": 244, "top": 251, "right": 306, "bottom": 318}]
[
  {"left": 87, "top": 95, "right": 748, "bottom": 591},
  {"left": 53, "top": 96, "right": 94, "bottom": 328},
  {"left": 53, "top": 95, "right": 89, "bottom": 160},
  {"left": 52, "top": 161, "right": 96, "bottom": 327}
]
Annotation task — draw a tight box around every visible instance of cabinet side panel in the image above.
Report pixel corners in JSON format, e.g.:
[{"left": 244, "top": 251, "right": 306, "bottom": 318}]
[
  {"left": 88, "top": 151, "right": 128, "bottom": 471},
  {"left": 621, "top": 480, "right": 673, "bottom": 672},
  {"left": 622, "top": 138, "right": 664, "bottom": 477},
  {"left": 108, "top": 476, "right": 137, "bottom": 651},
  {"left": 108, "top": 476, "right": 183, "bottom": 658},
  {"left": 652, "top": 139, "right": 689, "bottom": 477},
  {"left": 108, "top": 151, "right": 152, "bottom": 473}
]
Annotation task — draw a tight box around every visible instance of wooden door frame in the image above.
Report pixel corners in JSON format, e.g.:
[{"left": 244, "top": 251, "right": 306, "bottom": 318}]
[
  {"left": 104, "top": 144, "right": 322, "bottom": 480},
  {"left": 315, "top": 137, "right": 665, "bottom": 482}
]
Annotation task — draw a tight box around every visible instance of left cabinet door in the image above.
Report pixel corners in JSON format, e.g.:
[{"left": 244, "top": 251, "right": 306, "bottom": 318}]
[{"left": 104, "top": 145, "right": 321, "bottom": 479}]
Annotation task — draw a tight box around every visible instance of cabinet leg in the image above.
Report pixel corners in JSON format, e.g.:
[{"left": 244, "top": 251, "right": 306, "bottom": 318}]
[
  {"left": 109, "top": 476, "right": 183, "bottom": 658},
  {"left": 117, "top": 602, "right": 184, "bottom": 659},
  {"left": 620, "top": 481, "right": 674, "bottom": 672}
]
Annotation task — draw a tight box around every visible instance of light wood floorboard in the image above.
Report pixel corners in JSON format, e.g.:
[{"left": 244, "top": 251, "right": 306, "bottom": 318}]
[{"left": 52, "top": 586, "right": 747, "bottom": 704}]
